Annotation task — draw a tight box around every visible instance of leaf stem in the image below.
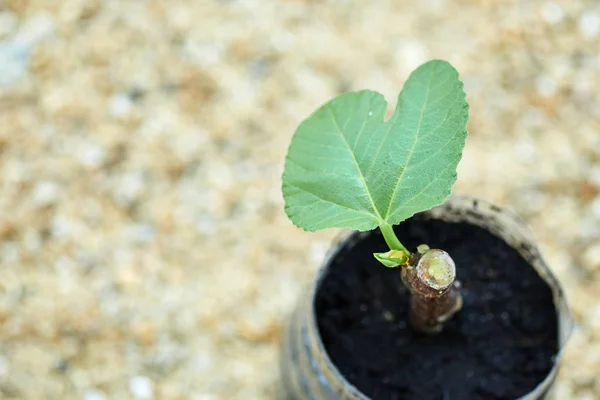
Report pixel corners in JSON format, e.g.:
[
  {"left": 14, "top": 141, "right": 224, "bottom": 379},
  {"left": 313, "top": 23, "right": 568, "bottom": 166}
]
[{"left": 379, "top": 223, "right": 409, "bottom": 254}]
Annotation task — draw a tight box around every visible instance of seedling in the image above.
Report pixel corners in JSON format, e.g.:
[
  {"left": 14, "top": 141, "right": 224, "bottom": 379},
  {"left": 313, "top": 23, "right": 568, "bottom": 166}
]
[{"left": 282, "top": 60, "right": 469, "bottom": 333}]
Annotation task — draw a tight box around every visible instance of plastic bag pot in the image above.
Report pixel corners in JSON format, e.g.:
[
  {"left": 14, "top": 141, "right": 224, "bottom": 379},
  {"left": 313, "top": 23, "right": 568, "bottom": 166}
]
[{"left": 278, "top": 196, "right": 573, "bottom": 400}]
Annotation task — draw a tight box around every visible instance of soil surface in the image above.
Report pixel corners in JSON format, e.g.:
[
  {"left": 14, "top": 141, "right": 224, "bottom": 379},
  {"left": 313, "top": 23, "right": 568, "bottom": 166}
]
[{"left": 316, "top": 217, "right": 558, "bottom": 400}]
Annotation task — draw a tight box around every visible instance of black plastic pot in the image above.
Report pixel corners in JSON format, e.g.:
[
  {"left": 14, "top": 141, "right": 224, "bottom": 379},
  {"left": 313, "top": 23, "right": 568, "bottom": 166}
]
[{"left": 278, "top": 196, "right": 573, "bottom": 400}]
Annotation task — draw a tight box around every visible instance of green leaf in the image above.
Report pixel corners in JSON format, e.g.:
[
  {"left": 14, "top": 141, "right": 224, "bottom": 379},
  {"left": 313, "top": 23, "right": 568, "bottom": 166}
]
[
  {"left": 282, "top": 59, "right": 469, "bottom": 232},
  {"left": 373, "top": 250, "right": 409, "bottom": 268}
]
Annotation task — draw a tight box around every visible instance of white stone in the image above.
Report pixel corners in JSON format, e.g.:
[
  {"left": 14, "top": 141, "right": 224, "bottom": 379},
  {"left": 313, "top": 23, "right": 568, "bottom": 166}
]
[
  {"left": 129, "top": 376, "right": 154, "bottom": 400},
  {"left": 166, "top": 5, "right": 193, "bottom": 30},
  {"left": 52, "top": 216, "right": 73, "bottom": 238},
  {"left": 0, "top": 41, "right": 29, "bottom": 86},
  {"left": 55, "top": 256, "right": 75, "bottom": 271},
  {"left": 196, "top": 214, "right": 215, "bottom": 235},
  {"left": 0, "top": 12, "right": 18, "bottom": 39},
  {"left": 541, "top": 3, "right": 564, "bottom": 25},
  {"left": 578, "top": 392, "right": 597, "bottom": 400},
  {"left": 172, "top": 129, "right": 209, "bottom": 162},
  {"left": 77, "top": 141, "right": 106, "bottom": 168},
  {"left": 272, "top": 32, "right": 295, "bottom": 52},
  {"left": 109, "top": 93, "right": 133, "bottom": 118},
  {"left": 0, "top": 13, "right": 55, "bottom": 87},
  {"left": 592, "top": 195, "right": 600, "bottom": 218},
  {"left": 55, "top": 256, "right": 77, "bottom": 294},
  {"left": 192, "top": 395, "right": 217, "bottom": 400},
  {"left": 515, "top": 139, "right": 536, "bottom": 160},
  {"left": 2, "top": 242, "right": 19, "bottom": 263},
  {"left": 579, "top": 219, "right": 600, "bottom": 239},
  {"left": 534, "top": 76, "right": 556, "bottom": 97},
  {"left": 115, "top": 173, "right": 144, "bottom": 205},
  {"left": 573, "top": 70, "right": 594, "bottom": 97},
  {"left": 131, "top": 224, "right": 155, "bottom": 243},
  {"left": 33, "top": 181, "right": 60, "bottom": 206},
  {"left": 182, "top": 40, "right": 224, "bottom": 67},
  {"left": 310, "top": 241, "right": 329, "bottom": 264},
  {"left": 397, "top": 41, "right": 427, "bottom": 71},
  {"left": 3, "top": 160, "right": 29, "bottom": 183},
  {"left": 551, "top": 384, "right": 574, "bottom": 400},
  {"left": 83, "top": 389, "right": 107, "bottom": 400},
  {"left": 588, "top": 303, "right": 600, "bottom": 331},
  {"left": 0, "top": 356, "right": 8, "bottom": 377},
  {"left": 206, "top": 162, "right": 233, "bottom": 190},
  {"left": 589, "top": 164, "right": 600, "bottom": 186},
  {"left": 23, "top": 230, "right": 42, "bottom": 251},
  {"left": 100, "top": 297, "right": 121, "bottom": 317},
  {"left": 579, "top": 12, "right": 600, "bottom": 38},
  {"left": 582, "top": 244, "right": 600, "bottom": 270},
  {"left": 191, "top": 353, "right": 212, "bottom": 371},
  {"left": 16, "top": 13, "right": 55, "bottom": 45}
]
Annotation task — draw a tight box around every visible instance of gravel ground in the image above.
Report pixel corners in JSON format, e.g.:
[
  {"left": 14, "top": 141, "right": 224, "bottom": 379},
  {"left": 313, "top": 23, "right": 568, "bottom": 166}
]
[{"left": 1, "top": 0, "right": 600, "bottom": 399}]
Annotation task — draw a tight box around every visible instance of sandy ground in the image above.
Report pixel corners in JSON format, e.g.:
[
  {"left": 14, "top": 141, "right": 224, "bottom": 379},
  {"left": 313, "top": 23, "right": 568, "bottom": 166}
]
[{"left": 1, "top": 0, "right": 600, "bottom": 399}]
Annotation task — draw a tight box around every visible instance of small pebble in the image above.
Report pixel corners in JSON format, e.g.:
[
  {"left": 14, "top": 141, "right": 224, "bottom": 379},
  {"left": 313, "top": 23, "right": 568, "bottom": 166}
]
[
  {"left": 83, "top": 389, "right": 107, "bottom": 400},
  {"left": 192, "top": 395, "right": 217, "bottom": 400},
  {"left": 515, "top": 139, "right": 536, "bottom": 160},
  {"left": 196, "top": 214, "right": 215, "bottom": 234},
  {"left": 23, "top": 230, "right": 42, "bottom": 251},
  {"left": 534, "top": 75, "right": 556, "bottom": 97},
  {"left": 579, "top": 12, "right": 600, "bottom": 38},
  {"left": 32, "top": 181, "right": 60, "bottom": 206},
  {"left": 579, "top": 219, "right": 600, "bottom": 239},
  {"left": 592, "top": 195, "right": 600, "bottom": 218},
  {"left": 129, "top": 376, "right": 154, "bottom": 400},
  {"left": 182, "top": 41, "right": 223, "bottom": 67},
  {"left": 0, "top": 12, "right": 18, "bottom": 39},
  {"left": 115, "top": 173, "right": 144, "bottom": 205},
  {"left": 582, "top": 244, "right": 600, "bottom": 270},
  {"left": 77, "top": 142, "right": 106, "bottom": 168},
  {"left": 541, "top": 3, "right": 564, "bottom": 25},
  {"left": 578, "top": 392, "right": 597, "bottom": 400},
  {"left": 0, "top": 41, "right": 29, "bottom": 86},
  {"left": 16, "top": 13, "right": 55, "bottom": 45},
  {"left": 271, "top": 32, "right": 295, "bottom": 52},
  {"left": 0, "top": 356, "right": 8, "bottom": 377},
  {"left": 109, "top": 93, "right": 133, "bottom": 118},
  {"left": 130, "top": 223, "right": 155, "bottom": 243},
  {"left": 310, "top": 241, "right": 329, "bottom": 264},
  {"left": 397, "top": 41, "right": 427, "bottom": 71},
  {"left": 589, "top": 165, "right": 600, "bottom": 186},
  {"left": 51, "top": 216, "right": 74, "bottom": 238},
  {"left": 191, "top": 353, "right": 212, "bottom": 371}
]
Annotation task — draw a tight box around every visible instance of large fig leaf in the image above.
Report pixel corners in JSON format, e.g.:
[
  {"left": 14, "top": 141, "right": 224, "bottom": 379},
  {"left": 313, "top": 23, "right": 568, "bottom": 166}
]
[{"left": 282, "top": 60, "right": 469, "bottom": 232}]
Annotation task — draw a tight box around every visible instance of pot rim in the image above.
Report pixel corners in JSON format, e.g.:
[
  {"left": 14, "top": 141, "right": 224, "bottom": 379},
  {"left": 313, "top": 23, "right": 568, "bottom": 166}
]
[{"left": 306, "top": 195, "right": 574, "bottom": 400}]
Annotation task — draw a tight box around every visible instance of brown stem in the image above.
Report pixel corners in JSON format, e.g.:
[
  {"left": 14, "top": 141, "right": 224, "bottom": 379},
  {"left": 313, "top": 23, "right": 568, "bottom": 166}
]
[{"left": 401, "top": 249, "right": 463, "bottom": 334}]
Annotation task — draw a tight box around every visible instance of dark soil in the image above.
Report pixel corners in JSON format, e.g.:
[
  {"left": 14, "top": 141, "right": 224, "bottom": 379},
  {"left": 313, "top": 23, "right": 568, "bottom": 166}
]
[{"left": 315, "top": 216, "right": 558, "bottom": 400}]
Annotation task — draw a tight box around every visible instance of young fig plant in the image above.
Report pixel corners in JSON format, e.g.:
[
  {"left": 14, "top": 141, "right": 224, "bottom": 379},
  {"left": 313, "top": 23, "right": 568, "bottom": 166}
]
[{"left": 282, "top": 60, "right": 469, "bottom": 333}]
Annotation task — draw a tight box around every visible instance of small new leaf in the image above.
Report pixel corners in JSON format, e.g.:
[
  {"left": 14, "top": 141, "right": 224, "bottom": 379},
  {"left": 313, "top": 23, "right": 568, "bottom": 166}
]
[
  {"left": 374, "top": 249, "right": 409, "bottom": 268},
  {"left": 282, "top": 60, "right": 469, "bottom": 232}
]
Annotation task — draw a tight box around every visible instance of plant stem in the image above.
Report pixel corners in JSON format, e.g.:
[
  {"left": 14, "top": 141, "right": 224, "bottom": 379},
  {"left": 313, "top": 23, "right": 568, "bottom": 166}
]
[
  {"left": 378, "top": 223, "right": 462, "bottom": 333},
  {"left": 402, "top": 250, "right": 463, "bottom": 334},
  {"left": 379, "top": 222, "right": 409, "bottom": 254}
]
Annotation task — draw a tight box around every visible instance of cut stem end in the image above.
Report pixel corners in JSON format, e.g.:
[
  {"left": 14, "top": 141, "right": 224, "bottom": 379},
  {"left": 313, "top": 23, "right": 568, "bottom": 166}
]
[{"left": 401, "top": 248, "right": 463, "bottom": 334}]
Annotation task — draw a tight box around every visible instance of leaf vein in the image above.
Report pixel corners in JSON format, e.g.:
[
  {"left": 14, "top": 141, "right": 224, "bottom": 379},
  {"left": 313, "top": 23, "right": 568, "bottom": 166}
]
[
  {"left": 328, "top": 106, "right": 383, "bottom": 221},
  {"left": 383, "top": 66, "right": 435, "bottom": 220},
  {"left": 286, "top": 182, "right": 375, "bottom": 217}
]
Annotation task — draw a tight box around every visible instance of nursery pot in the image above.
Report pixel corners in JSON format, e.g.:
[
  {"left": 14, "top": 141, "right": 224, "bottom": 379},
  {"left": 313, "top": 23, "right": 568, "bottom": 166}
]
[{"left": 278, "top": 196, "right": 573, "bottom": 400}]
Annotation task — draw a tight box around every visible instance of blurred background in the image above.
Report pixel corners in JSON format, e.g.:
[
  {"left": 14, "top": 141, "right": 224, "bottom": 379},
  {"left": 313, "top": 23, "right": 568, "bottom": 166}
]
[{"left": 0, "top": 0, "right": 599, "bottom": 399}]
